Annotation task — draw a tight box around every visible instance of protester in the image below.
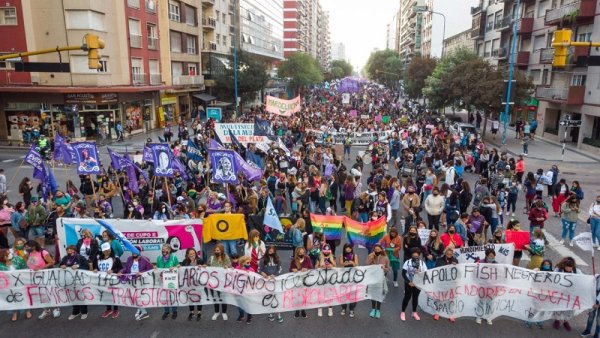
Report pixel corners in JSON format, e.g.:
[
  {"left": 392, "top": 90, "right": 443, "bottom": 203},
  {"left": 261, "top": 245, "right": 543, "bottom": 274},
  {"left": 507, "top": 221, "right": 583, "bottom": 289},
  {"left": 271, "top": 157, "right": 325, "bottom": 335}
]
[
  {"left": 289, "top": 246, "right": 312, "bottom": 318},
  {"left": 59, "top": 245, "right": 89, "bottom": 320},
  {"left": 119, "top": 245, "right": 153, "bottom": 321},
  {"left": 259, "top": 246, "right": 283, "bottom": 323},
  {"left": 94, "top": 242, "right": 123, "bottom": 318},
  {"left": 400, "top": 247, "right": 427, "bottom": 321},
  {"left": 378, "top": 227, "right": 401, "bottom": 287},
  {"left": 0, "top": 248, "right": 30, "bottom": 321},
  {"left": 367, "top": 244, "right": 389, "bottom": 319},
  {"left": 339, "top": 243, "right": 359, "bottom": 316}
]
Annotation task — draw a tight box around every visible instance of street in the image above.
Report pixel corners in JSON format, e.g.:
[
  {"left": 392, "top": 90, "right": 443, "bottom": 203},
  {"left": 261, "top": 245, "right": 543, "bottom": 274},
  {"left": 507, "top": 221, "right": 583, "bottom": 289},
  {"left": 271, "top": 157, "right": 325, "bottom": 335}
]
[{"left": 0, "top": 126, "right": 596, "bottom": 337}]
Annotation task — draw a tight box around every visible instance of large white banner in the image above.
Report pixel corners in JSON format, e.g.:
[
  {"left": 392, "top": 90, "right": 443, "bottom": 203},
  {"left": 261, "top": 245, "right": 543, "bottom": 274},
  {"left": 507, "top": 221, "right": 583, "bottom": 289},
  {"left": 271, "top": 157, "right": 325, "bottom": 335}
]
[
  {"left": 307, "top": 129, "right": 393, "bottom": 145},
  {"left": 265, "top": 95, "right": 301, "bottom": 117},
  {"left": 454, "top": 243, "right": 514, "bottom": 264},
  {"left": 214, "top": 123, "right": 271, "bottom": 144},
  {"left": 57, "top": 218, "right": 203, "bottom": 262},
  {"left": 0, "top": 266, "right": 386, "bottom": 313},
  {"left": 415, "top": 263, "right": 595, "bottom": 321}
]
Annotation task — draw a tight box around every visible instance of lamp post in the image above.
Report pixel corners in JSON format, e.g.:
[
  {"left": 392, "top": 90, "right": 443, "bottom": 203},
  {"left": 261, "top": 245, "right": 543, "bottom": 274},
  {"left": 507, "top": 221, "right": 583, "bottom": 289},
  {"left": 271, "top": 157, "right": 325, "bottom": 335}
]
[
  {"left": 501, "top": 0, "right": 521, "bottom": 148},
  {"left": 416, "top": 6, "right": 446, "bottom": 57}
]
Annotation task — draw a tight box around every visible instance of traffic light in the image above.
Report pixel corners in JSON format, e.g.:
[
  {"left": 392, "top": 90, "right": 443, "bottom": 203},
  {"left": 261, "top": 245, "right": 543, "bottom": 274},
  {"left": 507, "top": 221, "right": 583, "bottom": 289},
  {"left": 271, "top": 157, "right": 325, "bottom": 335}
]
[
  {"left": 84, "top": 34, "right": 105, "bottom": 69},
  {"left": 552, "top": 29, "right": 572, "bottom": 68}
]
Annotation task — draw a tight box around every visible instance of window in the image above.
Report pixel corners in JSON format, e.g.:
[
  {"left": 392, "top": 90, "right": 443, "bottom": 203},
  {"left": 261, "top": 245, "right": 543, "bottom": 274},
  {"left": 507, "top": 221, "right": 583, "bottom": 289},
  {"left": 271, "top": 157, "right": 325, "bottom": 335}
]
[
  {"left": 171, "top": 62, "right": 183, "bottom": 78},
  {"left": 170, "top": 30, "right": 182, "bottom": 52},
  {"left": 188, "top": 64, "right": 197, "bottom": 76},
  {"left": 149, "top": 59, "right": 160, "bottom": 84},
  {"left": 533, "top": 34, "right": 546, "bottom": 50},
  {"left": 222, "top": 13, "right": 226, "bottom": 22},
  {"left": 168, "top": 1, "right": 180, "bottom": 22},
  {"left": 529, "top": 69, "right": 541, "bottom": 84},
  {"left": 127, "top": 0, "right": 140, "bottom": 9},
  {"left": 216, "top": 10, "right": 220, "bottom": 21},
  {"left": 145, "top": 0, "right": 156, "bottom": 13},
  {"left": 147, "top": 23, "right": 158, "bottom": 49},
  {"left": 97, "top": 60, "right": 108, "bottom": 73},
  {"left": 131, "top": 58, "right": 144, "bottom": 84},
  {"left": 572, "top": 74, "right": 587, "bottom": 86},
  {"left": 185, "top": 5, "right": 196, "bottom": 26},
  {"left": 577, "top": 32, "right": 592, "bottom": 42},
  {"left": 128, "top": 19, "right": 142, "bottom": 48},
  {"left": 537, "top": 0, "right": 549, "bottom": 18},
  {"left": 187, "top": 35, "right": 196, "bottom": 54},
  {"left": 0, "top": 7, "right": 17, "bottom": 25},
  {"left": 0, "top": 53, "right": 14, "bottom": 70},
  {"left": 71, "top": 55, "right": 101, "bottom": 73},
  {"left": 542, "top": 69, "right": 549, "bottom": 85},
  {"left": 216, "top": 33, "right": 220, "bottom": 45},
  {"left": 66, "top": 10, "right": 105, "bottom": 30},
  {"left": 222, "top": 35, "right": 227, "bottom": 46}
]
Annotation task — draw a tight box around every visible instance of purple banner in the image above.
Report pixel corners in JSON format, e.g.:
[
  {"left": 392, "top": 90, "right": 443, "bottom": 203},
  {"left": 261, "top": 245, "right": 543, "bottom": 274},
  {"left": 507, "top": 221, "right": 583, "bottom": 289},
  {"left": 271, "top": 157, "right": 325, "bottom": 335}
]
[
  {"left": 71, "top": 142, "right": 101, "bottom": 175},
  {"left": 149, "top": 144, "right": 174, "bottom": 177},
  {"left": 209, "top": 149, "right": 239, "bottom": 184}
]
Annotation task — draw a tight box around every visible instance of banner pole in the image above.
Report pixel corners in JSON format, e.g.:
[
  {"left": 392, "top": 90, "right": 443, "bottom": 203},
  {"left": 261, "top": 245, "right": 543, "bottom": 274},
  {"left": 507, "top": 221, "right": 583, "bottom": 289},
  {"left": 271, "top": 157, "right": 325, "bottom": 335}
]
[
  {"left": 592, "top": 251, "right": 596, "bottom": 275},
  {"left": 91, "top": 174, "right": 98, "bottom": 207},
  {"left": 164, "top": 177, "right": 172, "bottom": 207},
  {"left": 150, "top": 176, "right": 157, "bottom": 215},
  {"left": 7, "top": 158, "right": 26, "bottom": 187}
]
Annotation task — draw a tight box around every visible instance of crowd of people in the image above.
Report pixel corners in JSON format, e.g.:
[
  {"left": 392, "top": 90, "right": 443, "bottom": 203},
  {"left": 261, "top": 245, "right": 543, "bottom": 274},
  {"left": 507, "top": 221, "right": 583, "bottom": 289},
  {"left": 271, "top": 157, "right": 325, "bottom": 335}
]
[{"left": 0, "top": 81, "right": 598, "bottom": 336}]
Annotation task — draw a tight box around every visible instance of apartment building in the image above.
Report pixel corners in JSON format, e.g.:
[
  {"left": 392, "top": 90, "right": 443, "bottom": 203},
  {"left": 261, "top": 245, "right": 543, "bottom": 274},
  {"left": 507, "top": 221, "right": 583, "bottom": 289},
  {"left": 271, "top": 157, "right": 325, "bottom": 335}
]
[
  {"left": 200, "top": 0, "right": 234, "bottom": 93},
  {"left": 0, "top": 0, "right": 168, "bottom": 142},
  {"left": 239, "top": 0, "right": 284, "bottom": 61},
  {"left": 443, "top": 29, "right": 475, "bottom": 55},
  {"left": 398, "top": 0, "right": 423, "bottom": 60},
  {"left": 470, "top": 0, "right": 600, "bottom": 152},
  {"left": 331, "top": 42, "right": 347, "bottom": 61},
  {"left": 283, "top": 0, "right": 330, "bottom": 69}
]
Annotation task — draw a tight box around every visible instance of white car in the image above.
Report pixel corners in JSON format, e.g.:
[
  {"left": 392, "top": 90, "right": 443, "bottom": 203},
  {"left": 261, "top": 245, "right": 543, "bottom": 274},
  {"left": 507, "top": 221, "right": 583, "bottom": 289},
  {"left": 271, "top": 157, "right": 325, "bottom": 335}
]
[{"left": 449, "top": 122, "right": 477, "bottom": 138}]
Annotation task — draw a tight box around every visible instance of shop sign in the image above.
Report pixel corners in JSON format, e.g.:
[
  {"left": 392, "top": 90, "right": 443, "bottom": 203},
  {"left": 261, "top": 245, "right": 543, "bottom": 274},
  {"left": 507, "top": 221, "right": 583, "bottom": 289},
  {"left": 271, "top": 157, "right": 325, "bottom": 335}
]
[
  {"left": 64, "top": 93, "right": 118, "bottom": 104},
  {"left": 161, "top": 96, "right": 177, "bottom": 105}
]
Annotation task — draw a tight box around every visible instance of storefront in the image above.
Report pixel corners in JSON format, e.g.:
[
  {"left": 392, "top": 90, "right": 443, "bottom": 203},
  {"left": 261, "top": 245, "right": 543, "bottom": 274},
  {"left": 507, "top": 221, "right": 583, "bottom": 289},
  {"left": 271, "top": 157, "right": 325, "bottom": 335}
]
[{"left": 159, "top": 94, "right": 177, "bottom": 128}]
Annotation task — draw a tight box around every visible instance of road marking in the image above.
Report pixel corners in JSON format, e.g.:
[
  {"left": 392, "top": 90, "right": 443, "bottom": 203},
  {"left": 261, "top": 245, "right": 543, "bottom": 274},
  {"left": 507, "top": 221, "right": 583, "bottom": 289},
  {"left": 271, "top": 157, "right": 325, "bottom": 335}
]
[
  {"left": 150, "top": 331, "right": 160, "bottom": 338},
  {"left": 542, "top": 229, "right": 589, "bottom": 266},
  {"left": 1, "top": 159, "right": 16, "bottom": 163}
]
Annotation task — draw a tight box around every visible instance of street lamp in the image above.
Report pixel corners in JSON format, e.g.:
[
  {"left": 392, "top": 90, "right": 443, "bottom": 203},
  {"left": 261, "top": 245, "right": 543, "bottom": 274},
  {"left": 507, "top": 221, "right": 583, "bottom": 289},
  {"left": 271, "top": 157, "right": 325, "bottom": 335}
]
[
  {"left": 501, "top": 0, "right": 521, "bottom": 148},
  {"left": 415, "top": 6, "right": 446, "bottom": 57},
  {"left": 233, "top": 0, "right": 239, "bottom": 117}
]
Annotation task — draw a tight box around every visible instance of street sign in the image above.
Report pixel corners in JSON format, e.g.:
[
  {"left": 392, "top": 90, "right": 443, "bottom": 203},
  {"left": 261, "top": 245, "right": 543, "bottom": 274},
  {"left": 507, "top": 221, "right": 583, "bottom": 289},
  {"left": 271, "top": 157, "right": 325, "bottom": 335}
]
[
  {"left": 559, "top": 119, "right": 582, "bottom": 127},
  {"left": 206, "top": 107, "right": 222, "bottom": 122}
]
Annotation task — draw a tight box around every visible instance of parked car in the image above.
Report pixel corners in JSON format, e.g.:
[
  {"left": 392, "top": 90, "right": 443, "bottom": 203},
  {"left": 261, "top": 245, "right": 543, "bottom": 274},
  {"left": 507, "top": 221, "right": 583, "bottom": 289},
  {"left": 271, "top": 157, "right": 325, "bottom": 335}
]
[{"left": 449, "top": 122, "right": 477, "bottom": 138}]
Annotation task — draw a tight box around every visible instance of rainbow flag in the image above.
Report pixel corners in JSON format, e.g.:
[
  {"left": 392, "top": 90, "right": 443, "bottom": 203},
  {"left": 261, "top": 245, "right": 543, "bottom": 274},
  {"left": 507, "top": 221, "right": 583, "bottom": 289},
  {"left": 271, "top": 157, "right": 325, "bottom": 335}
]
[
  {"left": 310, "top": 214, "right": 345, "bottom": 240},
  {"left": 345, "top": 216, "right": 386, "bottom": 248}
]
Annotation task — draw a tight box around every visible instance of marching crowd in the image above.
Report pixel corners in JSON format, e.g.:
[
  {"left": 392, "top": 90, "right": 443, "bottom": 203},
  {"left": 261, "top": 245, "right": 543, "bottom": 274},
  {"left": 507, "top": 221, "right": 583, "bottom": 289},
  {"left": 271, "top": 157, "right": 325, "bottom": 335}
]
[{"left": 0, "top": 81, "right": 599, "bottom": 336}]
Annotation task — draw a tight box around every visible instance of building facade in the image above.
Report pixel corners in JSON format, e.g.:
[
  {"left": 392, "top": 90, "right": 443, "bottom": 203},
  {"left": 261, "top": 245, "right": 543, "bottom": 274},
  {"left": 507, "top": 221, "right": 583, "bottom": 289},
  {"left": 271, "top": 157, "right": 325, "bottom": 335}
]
[
  {"left": 0, "top": 0, "right": 172, "bottom": 142},
  {"left": 239, "top": 0, "right": 284, "bottom": 61},
  {"left": 331, "top": 42, "right": 346, "bottom": 61},
  {"left": 443, "top": 29, "right": 475, "bottom": 55},
  {"left": 398, "top": 0, "right": 423, "bottom": 60},
  {"left": 470, "top": 0, "right": 600, "bottom": 153},
  {"left": 282, "top": 0, "right": 330, "bottom": 69}
]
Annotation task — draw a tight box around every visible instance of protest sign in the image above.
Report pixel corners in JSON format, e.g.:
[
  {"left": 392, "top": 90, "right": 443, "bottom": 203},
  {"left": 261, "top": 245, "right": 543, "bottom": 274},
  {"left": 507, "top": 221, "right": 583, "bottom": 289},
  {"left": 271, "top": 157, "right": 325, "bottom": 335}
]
[
  {"left": 162, "top": 271, "right": 179, "bottom": 289},
  {"left": 57, "top": 218, "right": 203, "bottom": 262},
  {"left": 453, "top": 243, "right": 514, "bottom": 264},
  {"left": 342, "top": 93, "right": 350, "bottom": 104},
  {"left": 209, "top": 149, "right": 239, "bottom": 184},
  {"left": 265, "top": 95, "right": 301, "bottom": 117},
  {"left": 505, "top": 231, "right": 531, "bottom": 250},
  {"left": 214, "top": 123, "right": 271, "bottom": 144},
  {"left": 307, "top": 129, "right": 393, "bottom": 146},
  {"left": 0, "top": 266, "right": 386, "bottom": 313},
  {"left": 418, "top": 228, "right": 431, "bottom": 244},
  {"left": 415, "top": 263, "right": 595, "bottom": 321},
  {"left": 71, "top": 142, "right": 101, "bottom": 175},
  {"left": 248, "top": 216, "right": 295, "bottom": 250},
  {"left": 149, "top": 143, "right": 174, "bottom": 177}
]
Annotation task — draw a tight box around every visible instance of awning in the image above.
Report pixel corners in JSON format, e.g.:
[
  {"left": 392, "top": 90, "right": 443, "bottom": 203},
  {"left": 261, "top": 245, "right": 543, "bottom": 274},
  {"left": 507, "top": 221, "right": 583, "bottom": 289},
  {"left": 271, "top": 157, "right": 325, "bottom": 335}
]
[
  {"left": 211, "top": 101, "right": 232, "bottom": 107},
  {"left": 192, "top": 93, "right": 216, "bottom": 102}
]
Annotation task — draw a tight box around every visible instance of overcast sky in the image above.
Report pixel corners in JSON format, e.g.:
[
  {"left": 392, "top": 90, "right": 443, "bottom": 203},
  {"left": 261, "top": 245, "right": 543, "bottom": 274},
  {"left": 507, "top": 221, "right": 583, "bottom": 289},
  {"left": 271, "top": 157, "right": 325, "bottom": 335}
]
[{"left": 321, "top": 0, "right": 479, "bottom": 71}]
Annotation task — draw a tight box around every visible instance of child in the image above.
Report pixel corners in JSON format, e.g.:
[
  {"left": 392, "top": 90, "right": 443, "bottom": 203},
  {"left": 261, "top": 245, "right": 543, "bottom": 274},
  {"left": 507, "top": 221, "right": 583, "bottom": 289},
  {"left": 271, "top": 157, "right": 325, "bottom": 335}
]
[
  {"left": 236, "top": 256, "right": 255, "bottom": 323},
  {"left": 525, "top": 228, "right": 546, "bottom": 270}
]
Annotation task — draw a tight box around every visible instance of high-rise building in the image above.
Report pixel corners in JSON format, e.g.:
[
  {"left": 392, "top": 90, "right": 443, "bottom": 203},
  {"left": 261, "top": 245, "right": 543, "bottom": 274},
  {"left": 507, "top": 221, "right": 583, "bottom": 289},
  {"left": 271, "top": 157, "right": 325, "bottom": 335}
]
[
  {"left": 0, "top": 0, "right": 189, "bottom": 142},
  {"left": 398, "top": 0, "right": 424, "bottom": 61},
  {"left": 200, "top": 0, "right": 234, "bottom": 92},
  {"left": 331, "top": 42, "right": 346, "bottom": 61},
  {"left": 283, "top": 0, "right": 330, "bottom": 68},
  {"left": 470, "top": 0, "right": 600, "bottom": 152},
  {"left": 421, "top": 0, "right": 477, "bottom": 57},
  {"left": 239, "top": 0, "right": 284, "bottom": 61},
  {"left": 386, "top": 11, "right": 400, "bottom": 52}
]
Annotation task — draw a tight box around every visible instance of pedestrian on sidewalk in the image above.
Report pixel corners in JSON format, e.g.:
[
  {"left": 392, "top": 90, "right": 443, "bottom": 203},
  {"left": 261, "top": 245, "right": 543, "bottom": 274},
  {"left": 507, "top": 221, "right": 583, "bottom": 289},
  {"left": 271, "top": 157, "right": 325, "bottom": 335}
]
[
  {"left": 521, "top": 135, "right": 530, "bottom": 156},
  {"left": 560, "top": 195, "right": 580, "bottom": 246},
  {"left": 491, "top": 118, "right": 499, "bottom": 140}
]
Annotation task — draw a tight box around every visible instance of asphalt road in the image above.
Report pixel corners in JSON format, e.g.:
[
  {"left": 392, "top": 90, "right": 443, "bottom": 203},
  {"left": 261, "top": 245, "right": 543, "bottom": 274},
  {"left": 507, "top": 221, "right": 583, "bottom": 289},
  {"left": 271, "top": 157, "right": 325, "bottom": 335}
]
[{"left": 0, "top": 129, "right": 595, "bottom": 337}]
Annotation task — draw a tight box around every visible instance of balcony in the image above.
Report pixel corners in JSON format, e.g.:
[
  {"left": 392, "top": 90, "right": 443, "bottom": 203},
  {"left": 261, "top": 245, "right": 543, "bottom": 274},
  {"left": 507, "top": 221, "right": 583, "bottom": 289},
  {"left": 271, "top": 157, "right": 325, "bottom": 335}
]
[
  {"left": 203, "top": 42, "right": 217, "bottom": 51},
  {"left": 132, "top": 73, "right": 147, "bottom": 85},
  {"left": 173, "top": 75, "right": 204, "bottom": 86},
  {"left": 130, "top": 34, "right": 142, "bottom": 48},
  {"left": 202, "top": 17, "right": 216, "bottom": 30},
  {"left": 496, "top": 16, "right": 512, "bottom": 31},
  {"left": 516, "top": 51, "right": 530, "bottom": 66},
  {"left": 536, "top": 85, "right": 585, "bottom": 105},
  {"left": 471, "top": 13, "right": 486, "bottom": 39},
  {"left": 228, "top": 4, "right": 234, "bottom": 13},
  {"left": 471, "top": 5, "right": 483, "bottom": 14},
  {"left": 201, "top": 0, "right": 215, "bottom": 7},
  {"left": 545, "top": 0, "right": 596, "bottom": 26},
  {"left": 149, "top": 73, "right": 162, "bottom": 85},
  {"left": 147, "top": 37, "right": 158, "bottom": 50},
  {"left": 517, "top": 17, "right": 533, "bottom": 34},
  {"left": 539, "top": 48, "right": 554, "bottom": 63}
]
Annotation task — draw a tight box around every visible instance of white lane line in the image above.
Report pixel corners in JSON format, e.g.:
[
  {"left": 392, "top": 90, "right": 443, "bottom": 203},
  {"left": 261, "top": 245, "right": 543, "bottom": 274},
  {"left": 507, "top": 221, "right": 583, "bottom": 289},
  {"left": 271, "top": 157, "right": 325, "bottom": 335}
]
[
  {"left": 1, "top": 159, "right": 16, "bottom": 163},
  {"left": 150, "top": 331, "right": 160, "bottom": 338},
  {"left": 542, "top": 229, "right": 589, "bottom": 267}
]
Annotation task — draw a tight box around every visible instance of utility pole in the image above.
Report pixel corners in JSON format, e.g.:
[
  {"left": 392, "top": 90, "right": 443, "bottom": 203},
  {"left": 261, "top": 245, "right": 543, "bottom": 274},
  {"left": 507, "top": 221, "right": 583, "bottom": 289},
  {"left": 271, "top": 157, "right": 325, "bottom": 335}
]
[
  {"left": 233, "top": 0, "right": 239, "bottom": 118},
  {"left": 501, "top": 0, "right": 521, "bottom": 148}
]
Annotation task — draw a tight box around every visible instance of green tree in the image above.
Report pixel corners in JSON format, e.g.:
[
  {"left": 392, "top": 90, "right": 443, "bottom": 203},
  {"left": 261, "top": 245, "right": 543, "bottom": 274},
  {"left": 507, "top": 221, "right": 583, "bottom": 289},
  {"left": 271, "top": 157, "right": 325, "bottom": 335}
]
[
  {"left": 404, "top": 56, "right": 437, "bottom": 99},
  {"left": 364, "top": 49, "right": 403, "bottom": 87},
  {"left": 215, "top": 51, "right": 270, "bottom": 104},
  {"left": 330, "top": 59, "right": 353, "bottom": 78},
  {"left": 278, "top": 52, "right": 324, "bottom": 94}
]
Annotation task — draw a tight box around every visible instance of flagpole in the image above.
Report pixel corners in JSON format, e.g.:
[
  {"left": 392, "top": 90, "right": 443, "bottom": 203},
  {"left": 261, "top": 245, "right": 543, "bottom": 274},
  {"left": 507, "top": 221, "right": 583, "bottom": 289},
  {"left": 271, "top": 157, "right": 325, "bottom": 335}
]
[
  {"left": 150, "top": 176, "right": 157, "bottom": 215},
  {"left": 7, "top": 159, "right": 26, "bottom": 187},
  {"left": 91, "top": 174, "right": 98, "bottom": 209},
  {"left": 114, "top": 172, "right": 126, "bottom": 206},
  {"left": 164, "top": 177, "right": 172, "bottom": 207}
]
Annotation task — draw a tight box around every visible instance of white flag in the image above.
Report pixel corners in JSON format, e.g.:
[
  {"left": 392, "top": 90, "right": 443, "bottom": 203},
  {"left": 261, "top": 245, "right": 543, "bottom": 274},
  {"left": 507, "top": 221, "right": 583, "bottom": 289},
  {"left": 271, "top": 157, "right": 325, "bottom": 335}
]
[
  {"left": 263, "top": 197, "right": 283, "bottom": 233},
  {"left": 277, "top": 138, "right": 291, "bottom": 157},
  {"left": 573, "top": 232, "right": 594, "bottom": 252}
]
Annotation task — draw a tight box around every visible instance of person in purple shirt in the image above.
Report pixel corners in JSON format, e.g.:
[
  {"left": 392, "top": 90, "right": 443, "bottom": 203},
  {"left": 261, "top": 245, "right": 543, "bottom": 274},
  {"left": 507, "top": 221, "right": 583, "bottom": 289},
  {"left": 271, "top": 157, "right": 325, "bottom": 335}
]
[
  {"left": 118, "top": 246, "right": 153, "bottom": 320},
  {"left": 466, "top": 207, "right": 488, "bottom": 246}
]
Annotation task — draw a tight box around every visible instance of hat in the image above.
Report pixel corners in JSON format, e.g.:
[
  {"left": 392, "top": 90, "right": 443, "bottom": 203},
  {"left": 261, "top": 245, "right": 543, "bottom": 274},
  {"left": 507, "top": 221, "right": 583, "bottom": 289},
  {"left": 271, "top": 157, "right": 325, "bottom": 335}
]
[
  {"left": 30, "top": 196, "right": 39, "bottom": 202},
  {"left": 176, "top": 196, "right": 185, "bottom": 202},
  {"left": 101, "top": 243, "right": 111, "bottom": 251},
  {"left": 505, "top": 165, "right": 510, "bottom": 170}
]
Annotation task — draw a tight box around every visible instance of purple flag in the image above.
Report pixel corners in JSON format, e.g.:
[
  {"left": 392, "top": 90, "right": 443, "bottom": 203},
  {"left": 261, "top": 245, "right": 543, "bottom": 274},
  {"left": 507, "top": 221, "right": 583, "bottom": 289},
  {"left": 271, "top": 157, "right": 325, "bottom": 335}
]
[
  {"left": 25, "top": 145, "right": 44, "bottom": 173},
  {"left": 143, "top": 146, "right": 154, "bottom": 162},
  {"left": 209, "top": 138, "right": 224, "bottom": 150},
  {"left": 53, "top": 132, "right": 74, "bottom": 164},
  {"left": 209, "top": 149, "right": 239, "bottom": 184},
  {"left": 172, "top": 157, "right": 189, "bottom": 180},
  {"left": 149, "top": 143, "right": 174, "bottom": 177},
  {"left": 234, "top": 151, "right": 263, "bottom": 181},
  {"left": 71, "top": 142, "right": 101, "bottom": 175},
  {"left": 107, "top": 147, "right": 126, "bottom": 170},
  {"left": 126, "top": 165, "right": 139, "bottom": 194}
]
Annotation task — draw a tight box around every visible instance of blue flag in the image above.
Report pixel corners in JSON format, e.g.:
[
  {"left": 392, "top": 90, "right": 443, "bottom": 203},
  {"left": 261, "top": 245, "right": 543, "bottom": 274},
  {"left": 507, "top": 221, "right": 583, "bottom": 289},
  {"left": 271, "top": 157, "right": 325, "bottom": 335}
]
[
  {"left": 142, "top": 146, "right": 154, "bottom": 162},
  {"left": 246, "top": 149, "right": 264, "bottom": 169},
  {"left": 263, "top": 197, "right": 283, "bottom": 233},
  {"left": 96, "top": 219, "right": 140, "bottom": 256},
  {"left": 228, "top": 128, "right": 246, "bottom": 152},
  {"left": 186, "top": 139, "right": 204, "bottom": 162},
  {"left": 53, "top": 132, "right": 74, "bottom": 164},
  {"left": 25, "top": 145, "right": 44, "bottom": 173},
  {"left": 254, "top": 117, "right": 274, "bottom": 136}
]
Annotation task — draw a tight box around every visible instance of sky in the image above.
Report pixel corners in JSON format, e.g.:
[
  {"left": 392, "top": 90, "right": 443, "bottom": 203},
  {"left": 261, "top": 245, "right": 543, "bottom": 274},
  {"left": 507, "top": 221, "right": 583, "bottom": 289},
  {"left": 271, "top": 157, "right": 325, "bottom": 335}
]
[{"left": 320, "top": 0, "right": 479, "bottom": 71}]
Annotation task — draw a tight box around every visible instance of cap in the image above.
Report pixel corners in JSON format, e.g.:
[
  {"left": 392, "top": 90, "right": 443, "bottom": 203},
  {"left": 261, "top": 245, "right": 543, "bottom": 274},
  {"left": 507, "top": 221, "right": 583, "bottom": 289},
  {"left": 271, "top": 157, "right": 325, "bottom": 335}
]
[
  {"left": 30, "top": 196, "right": 39, "bottom": 202},
  {"left": 176, "top": 196, "right": 185, "bottom": 202},
  {"left": 101, "top": 243, "right": 111, "bottom": 251}
]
